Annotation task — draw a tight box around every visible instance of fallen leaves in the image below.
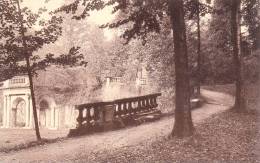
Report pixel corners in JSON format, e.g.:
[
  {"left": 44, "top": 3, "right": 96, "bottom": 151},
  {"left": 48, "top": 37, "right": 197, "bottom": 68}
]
[{"left": 74, "top": 110, "right": 258, "bottom": 162}]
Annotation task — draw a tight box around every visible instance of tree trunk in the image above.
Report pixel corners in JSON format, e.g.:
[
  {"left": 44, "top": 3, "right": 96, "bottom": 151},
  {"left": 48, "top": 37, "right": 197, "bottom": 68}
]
[
  {"left": 230, "top": 0, "right": 246, "bottom": 112},
  {"left": 16, "top": 0, "right": 41, "bottom": 140},
  {"left": 169, "top": 0, "right": 194, "bottom": 137},
  {"left": 196, "top": 0, "right": 201, "bottom": 95}
]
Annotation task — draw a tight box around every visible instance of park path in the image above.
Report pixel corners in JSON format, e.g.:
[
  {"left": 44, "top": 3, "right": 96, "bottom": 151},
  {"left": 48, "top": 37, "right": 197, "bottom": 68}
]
[{"left": 0, "top": 89, "right": 234, "bottom": 162}]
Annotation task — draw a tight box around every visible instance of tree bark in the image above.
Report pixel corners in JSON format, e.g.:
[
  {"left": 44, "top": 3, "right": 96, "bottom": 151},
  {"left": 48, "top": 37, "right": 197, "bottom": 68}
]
[
  {"left": 16, "top": 0, "right": 41, "bottom": 140},
  {"left": 230, "top": 0, "right": 246, "bottom": 112},
  {"left": 196, "top": 0, "right": 201, "bottom": 95},
  {"left": 169, "top": 0, "right": 194, "bottom": 137}
]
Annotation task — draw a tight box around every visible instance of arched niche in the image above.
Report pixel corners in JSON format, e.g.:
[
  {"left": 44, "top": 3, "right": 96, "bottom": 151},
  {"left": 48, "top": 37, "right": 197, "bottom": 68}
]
[
  {"left": 38, "top": 97, "right": 57, "bottom": 128},
  {"left": 11, "top": 97, "right": 26, "bottom": 127}
]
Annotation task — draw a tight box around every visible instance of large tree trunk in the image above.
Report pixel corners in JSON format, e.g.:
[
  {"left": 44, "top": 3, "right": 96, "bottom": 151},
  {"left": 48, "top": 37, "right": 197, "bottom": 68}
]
[
  {"left": 169, "top": 0, "right": 194, "bottom": 137},
  {"left": 231, "top": 0, "right": 246, "bottom": 111},
  {"left": 230, "top": 0, "right": 246, "bottom": 112},
  {"left": 16, "top": 0, "right": 41, "bottom": 140},
  {"left": 196, "top": 0, "right": 201, "bottom": 96}
]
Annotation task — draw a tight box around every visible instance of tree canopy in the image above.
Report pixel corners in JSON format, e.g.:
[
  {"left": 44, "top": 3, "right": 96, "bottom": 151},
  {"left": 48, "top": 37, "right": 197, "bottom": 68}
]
[{"left": 0, "top": 0, "right": 87, "bottom": 81}]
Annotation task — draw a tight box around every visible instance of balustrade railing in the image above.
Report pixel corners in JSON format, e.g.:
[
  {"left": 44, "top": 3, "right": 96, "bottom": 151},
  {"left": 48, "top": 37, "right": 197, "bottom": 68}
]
[{"left": 75, "top": 93, "right": 161, "bottom": 128}]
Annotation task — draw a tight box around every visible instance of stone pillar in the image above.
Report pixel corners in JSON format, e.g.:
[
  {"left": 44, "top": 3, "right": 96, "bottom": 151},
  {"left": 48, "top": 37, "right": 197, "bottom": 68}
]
[
  {"left": 50, "top": 107, "right": 55, "bottom": 128},
  {"left": 101, "top": 104, "right": 115, "bottom": 131},
  {"left": 37, "top": 109, "right": 40, "bottom": 128},
  {"left": 46, "top": 108, "right": 50, "bottom": 128},
  {"left": 25, "top": 94, "right": 30, "bottom": 128},
  {"left": 2, "top": 95, "right": 7, "bottom": 127},
  {"left": 106, "top": 77, "right": 110, "bottom": 87},
  {"left": 29, "top": 95, "right": 34, "bottom": 128},
  {"left": 54, "top": 108, "right": 59, "bottom": 129},
  {"left": 6, "top": 95, "right": 11, "bottom": 128}
]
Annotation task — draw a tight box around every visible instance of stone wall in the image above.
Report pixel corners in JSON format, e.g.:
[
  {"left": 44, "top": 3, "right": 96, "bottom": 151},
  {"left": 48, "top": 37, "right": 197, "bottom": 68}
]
[{"left": 58, "top": 105, "right": 78, "bottom": 129}]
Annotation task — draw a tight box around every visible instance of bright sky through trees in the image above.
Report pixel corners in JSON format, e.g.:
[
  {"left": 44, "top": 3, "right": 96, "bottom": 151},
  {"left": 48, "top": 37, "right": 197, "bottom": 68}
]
[{"left": 22, "top": 0, "right": 116, "bottom": 40}]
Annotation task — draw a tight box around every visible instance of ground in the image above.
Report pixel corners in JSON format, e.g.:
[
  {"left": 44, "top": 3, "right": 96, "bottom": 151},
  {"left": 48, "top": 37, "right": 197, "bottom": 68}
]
[
  {"left": 0, "top": 128, "right": 68, "bottom": 152},
  {"left": 84, "top": 110, "right": 257, "bottom": 162},
  {"left": 0, "top": 88, "right": 247, "bottom": 162}
]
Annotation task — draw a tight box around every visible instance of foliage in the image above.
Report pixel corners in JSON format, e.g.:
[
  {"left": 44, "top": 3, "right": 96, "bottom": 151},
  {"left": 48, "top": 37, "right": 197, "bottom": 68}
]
[
  {"left": 0, "top": 0, "right": 87, "bottom": 81},
  {"left": 57, "top": 0, "right": 211, "bottom": 44},
  {"left": 244, "top": 50, "right": 260, "bottom": 83},
  {"left": 201, "top": 0, "right": 259, "bottom": 84},
  {"left": 56, "top": 0, "right": 214, "bottom": 88},
  {"left": 56, "top": 0, "right": 212, "bottom": 112},
  {"left": 57, "top": 0, "right": 166, "bottom": 44},
  {"left": 242, "top": 0, "right": 260, "bottom": 50},
  {"left": 0, "top": 0, "right": 88, "bottom": 140}
]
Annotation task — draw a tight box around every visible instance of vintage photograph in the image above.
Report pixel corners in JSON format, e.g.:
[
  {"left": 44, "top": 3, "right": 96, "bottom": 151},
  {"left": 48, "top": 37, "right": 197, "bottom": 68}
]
[{"left": 0, "top": 0, "right": 259, "bottom": 162}]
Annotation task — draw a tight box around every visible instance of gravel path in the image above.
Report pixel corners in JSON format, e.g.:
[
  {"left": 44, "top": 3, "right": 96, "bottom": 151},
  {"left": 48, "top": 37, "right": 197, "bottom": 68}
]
[{"left": 0, "top": 89, "right": 234, "bottom": 162}]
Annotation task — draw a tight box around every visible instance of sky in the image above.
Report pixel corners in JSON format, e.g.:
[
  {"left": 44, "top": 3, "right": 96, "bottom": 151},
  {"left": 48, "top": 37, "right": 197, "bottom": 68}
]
[
  {"left": 22, "top": 0, "right": 63, "bottom": 12},
  {"left": 22, "top": 0, "right": 116, "bottom": 40}
]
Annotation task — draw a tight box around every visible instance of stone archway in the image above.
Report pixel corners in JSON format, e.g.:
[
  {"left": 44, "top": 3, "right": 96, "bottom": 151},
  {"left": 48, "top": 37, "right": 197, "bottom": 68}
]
[
  {"left": 11, "top": 97, "right": 26, "bottom": 127},
  {"left": 38, "top": 97, "right": 57, "bottom": 129},
  {"left": 39, "top": 100, "right": 51, "bottom": 128}
]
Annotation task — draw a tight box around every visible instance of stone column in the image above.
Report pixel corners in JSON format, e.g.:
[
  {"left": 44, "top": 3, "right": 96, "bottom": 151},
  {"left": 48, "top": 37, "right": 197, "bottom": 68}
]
[
  {"left": 106, "top": 77, "right": 110, "bottom": 87},
  {"left": 50, "top": 107, "right": 55, "bottom": 128},
  {"left": 28, "top": 95, "right": 34, "bottom": 128},
  {"left": 54, "top": 108, "right": 59, "bottom": 129},
  {"left": 25, "top": 94, "right": 30, "bottom": 128},
  {"left": 2, "top": 95, "right": 7, "bottom": 127},
  {"left": 6, "top": 95, "right": 11, "bottom": 128},
  {"left": 37, "top": 108, "right": 40, "bottom": 128}
]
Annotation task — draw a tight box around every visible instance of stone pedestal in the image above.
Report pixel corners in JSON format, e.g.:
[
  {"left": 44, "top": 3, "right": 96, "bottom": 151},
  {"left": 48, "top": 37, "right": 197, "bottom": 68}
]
[{"left": 101, "top": 104, "right": 115, "bottom": 131}]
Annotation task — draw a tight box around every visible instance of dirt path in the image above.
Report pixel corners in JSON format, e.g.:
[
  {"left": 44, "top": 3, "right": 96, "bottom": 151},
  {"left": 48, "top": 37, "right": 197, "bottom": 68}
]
[{"left": 0, "top": 89, "right": 234, "bottom": 162}]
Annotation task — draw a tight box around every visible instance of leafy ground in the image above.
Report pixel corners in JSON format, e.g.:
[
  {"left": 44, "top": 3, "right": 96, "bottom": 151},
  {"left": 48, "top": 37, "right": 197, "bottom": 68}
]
[{"left": 81, "top": 110, "right": 257, "bottom": 163}]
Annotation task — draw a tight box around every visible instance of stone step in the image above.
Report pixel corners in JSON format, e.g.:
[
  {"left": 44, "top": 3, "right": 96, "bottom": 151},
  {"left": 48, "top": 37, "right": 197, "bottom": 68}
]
[
  {"left": 134, "top": 110, "right": 162, "bottom": 125},
  {"left": 135, "top": 109, "right": 162, "bottom": 117}
]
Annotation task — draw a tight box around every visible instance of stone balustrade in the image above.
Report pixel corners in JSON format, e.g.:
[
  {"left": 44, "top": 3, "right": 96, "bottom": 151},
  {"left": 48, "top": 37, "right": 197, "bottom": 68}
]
[{"left": 69, "top": 93, "right": 161, "bottom": 136}]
